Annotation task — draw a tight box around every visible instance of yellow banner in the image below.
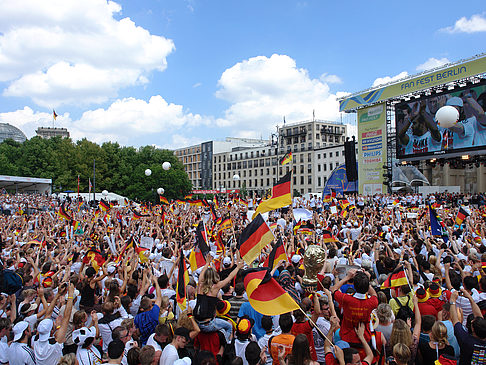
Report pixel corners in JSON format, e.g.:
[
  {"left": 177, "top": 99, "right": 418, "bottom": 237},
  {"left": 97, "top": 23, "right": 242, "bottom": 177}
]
[{"left": 340, "top": 55, "right": 486, "bottom": 112}]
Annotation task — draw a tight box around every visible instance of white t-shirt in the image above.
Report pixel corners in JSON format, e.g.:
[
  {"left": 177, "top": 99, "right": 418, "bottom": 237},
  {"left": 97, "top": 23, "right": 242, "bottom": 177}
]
[
  {"left": 76, "top": 346, "right": 103, "bottom": 365},
  {"left": 147, "top": 333, "right": 163, "bottom": 353},
  {"left": 235, "top": 339, "right": 252, "bottom": 365},
  {"left": 7, "top": 342, "right": 36, "bottom": 365},
  {"left": 403, "top": 129, "right": 442, "bottom": 155},
  {"left": 0, "top": 337, "right": 8, "bottom": 365},
  {"left": 452, "top": 117, "right": 475, "bottom": 149},
  {"left": 313, "top": 317, "right": 331, "bottom": 363},
  {"left": 160, "top": 343, "right": 179, "bottom": 365},
  {"left": 33, "top": 339, "right": 63, "bottom": 365}
]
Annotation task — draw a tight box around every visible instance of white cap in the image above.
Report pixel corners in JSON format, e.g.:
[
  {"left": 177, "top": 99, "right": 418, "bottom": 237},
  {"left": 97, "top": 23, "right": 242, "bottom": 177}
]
[
  {"left": 223, "top": 257, "right": 231, "bottom": 266},
  {"left": 291, "top": 254, "right": 302, "bottom": 264},
  {"left": 346, "top": 222, "right": 352, "bottom": 228},
  {"left": 37, "top": 319, "right": 53, "bottom": 342},
  {"left": 174, "top": 358, "right": 192, "bottom": 365},
  {"left": 107, "top": 264, "right": 116, "bottom": 274},
  {"left": 354, "top": 222, "right": 359, "bottom": 227},
  {"left": 156, "top": 243, "right": 163, "bottom": 250},
  {"left": 13, "top": 321, "right": 29, "bottom": 342}
]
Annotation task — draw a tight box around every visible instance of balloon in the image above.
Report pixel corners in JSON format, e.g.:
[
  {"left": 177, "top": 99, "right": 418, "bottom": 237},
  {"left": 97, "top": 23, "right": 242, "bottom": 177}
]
[
  {"left": 162, "top": 162, "right": 171, "bottom": 170},
  {"left": 435, "top": 105, "right": 459, "bottom": 129},
  {"left": 157, "top": 188, "right": 164, "bottom": 195},
  {"left": 102, "top": 190, "right": 108, "bottom": 196},
  {"left": 145, "top": 169, "right": 152, "bottom": 176}
]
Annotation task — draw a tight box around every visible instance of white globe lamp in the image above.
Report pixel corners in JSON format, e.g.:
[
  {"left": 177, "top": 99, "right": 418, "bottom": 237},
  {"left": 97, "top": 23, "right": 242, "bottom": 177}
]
[
  {"left": 233, "top": 174, "right": 240, "bottom": 181},
  {"left": 162, "top": 162, "right": 171, "bottom": 171},
  {"left": 145, "top": 168, "right": 152, "bottom": 176},
  {"left": 157, "top": 187, "right": 165, "bottom": 195},
  {"left": 435, "top": 106, "right": 459, "bottom": 129},
  {"left": 102, "top": 190, "right": 108, "bottom": 197}
]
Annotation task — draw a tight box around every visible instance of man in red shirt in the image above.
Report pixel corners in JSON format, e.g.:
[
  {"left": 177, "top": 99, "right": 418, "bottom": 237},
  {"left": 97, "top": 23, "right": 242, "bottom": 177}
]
[
  {"left": 331, "top": 269, "right": 378, "bottom": 345},
  {"left": 416, "top": 287, "right": 439, "bottom": 319}
]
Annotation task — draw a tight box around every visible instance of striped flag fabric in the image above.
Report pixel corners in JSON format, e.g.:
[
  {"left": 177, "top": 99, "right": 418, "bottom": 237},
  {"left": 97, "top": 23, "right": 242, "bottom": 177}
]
[
  {"left": 455, "top": 206, "right": 470, "bottom": 226},
  {"left": 213, "top": 196, "right": 220, "bottom": 209},
  {"left": 380, "top": 266, "right": 408, "bottom": 289},
  {"left": 196, "top": 221, "right": 210, "bottom": 255},
  {"left": 252, "top": 172, "right": 292, "bottom": 219},
  {"left": 263, "top": 238, "right": 287, "bottom": 270},
  {"left": 237, "top": 214, "right": 274, "bottom": 265},
  {"left": 189, "top": 248, "right": 206, "bottom": 271},
  {"left": 83, "top": 249, "right": 106, "bottom": 272},
  {"left": 293, "top": 220, "right": 302, "bottom": 235},
  {"left": 99, "top": 199, "right": 110, "bottom": 212},
  {"left": 243, "top": 268, "right": 300, "bottom": 315},
  {"left": 57, "top": 205, "right": 72, "bottom": 220},
  {"left": 339, "top": 199, "right": 350, "bottom": 210},
  {"left": 28, "top": 237, "right": 45, "bottom": 247},
  {"left": 159, "top": 196, "right": 169, "bottom": 205},
  {"left": 279, "top": 151, "right": 292, "bottom": 166},
  {"left": 218, "top": 215, "right": 233, "bottom": 231},
  {"left": 322, "top": 229, "right": 338, "bottom": 243},
  {"left": 176, "top": 249, "right": 190, "bottom": 311},
  {"left": 392, "top": 198, "right": 400, "bottom": 206}
]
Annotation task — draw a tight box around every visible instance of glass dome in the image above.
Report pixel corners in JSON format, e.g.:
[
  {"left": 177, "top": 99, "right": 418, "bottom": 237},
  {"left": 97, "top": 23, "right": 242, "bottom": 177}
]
[{"left": 0, "top": 123, "right": 27, "bottom": 143}]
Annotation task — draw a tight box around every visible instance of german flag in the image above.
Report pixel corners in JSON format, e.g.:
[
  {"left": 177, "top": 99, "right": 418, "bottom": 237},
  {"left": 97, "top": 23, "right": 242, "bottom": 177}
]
[
  {"left": 252, "top": 172, "right": 292, "bottom": 219},
  {"left": 210, "top": 204, "right": 218, "bottom": 221},
  {"left": 83, "top": 249, "right": 106, "bottom": 272},
  {"left": 392, "top": 198, "right": 400, "bottom": 206},
  {"left": 132, "top": 211, "right": 142, "bottom": 220},
  {"left": 184, "top": 194, "right": 193, "bottom": 200},
  {"left": 380, "top": 266, "right": 409, "bottom": 289},
  {"left": 322, "top": 229, "right": 338, "bottom": 243},
  {"left": 188, "top": 199, "right": 204, "bottom": 207},
  {"left": 293, "top": 220, "right": 302, "bottom": 235},
  {"left": 455, "top": 206, "right": 469, "bottom": 226},
  {"left": 243, "top": 268, "right": 300, "bottom": 315},
  {"left": 57, "top": 205, "right": 72, "bottom": 220},
  {"left": 176, "top": 249, "right": 190, "bottom": 310},
  {"left": 196, "top": 221, "right": 210, "bottom": 255},
  {"left": 28, "top": 237, "right": 45, "bottom": 248},
  {"left": 53, "top": 109, "right": 58, "bottom": 120},
  {"left": 72, "top": 220, "right": 80, "bottom": 231},
  {"left": 218, "top": 215, "right": 233, "bottom": 231},
  {"left": 340, "top": 208, "right": 348, "bottom": 218},
  {"left": 99, "top": 199, "right": 110, "bottom": 212},
  {"left": 323, "top": 194, "right": 332, "bottom": 203},
  {"left": 279, "top": 151, "right": 292, "bottom": 166},
  {"left": 189, "top": 248, "right": 206, "bottom": 271},
  {"left": 339, "top": 199, "right": 350, "bottom": 210},
  {"left": 263, "top": 238, "right": 287, "bottom": 270},
  {"left": 237, "top": 214, "right": 274, "bottom": 265},
  {"left": 160, "top": 196, "right": 169, "bottom": 205},
  {"left": 135, "top": 245, "right": 149, "bottom": 264},
  {"left": 213, "top": 196, "right": 220, "bottom": 209}
]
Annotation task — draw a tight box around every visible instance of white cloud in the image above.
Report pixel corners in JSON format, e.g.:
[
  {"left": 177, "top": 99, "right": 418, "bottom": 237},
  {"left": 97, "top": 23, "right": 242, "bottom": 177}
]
[
  {"left": 192, "top": 82, "right": 202, "bottom": 88},
  {"left": 372, "top": 71, "right": 408, "bottom": 87},
  {"left": 416, "top": 57, "right": 450, "bottom": 72},
  {"left": 320, "top": 73, "right": 342, "bottom": 84},
  {"left": 1, "top": 95, "right": 211, "bottom": 146},
  {"left": 0, "top": 0, "right": 174, "bottom": 107},
  {"left": 215, "top": 54, "right": 341, "bottom": 138},
  {"left": 441, "top": 14, "right": 486, "bottom": 34}
]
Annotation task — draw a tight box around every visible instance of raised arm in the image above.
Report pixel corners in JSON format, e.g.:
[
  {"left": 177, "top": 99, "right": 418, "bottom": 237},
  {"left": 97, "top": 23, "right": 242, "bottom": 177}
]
[{"left": 55, "top": 283, "right": 75, "bottom": 343}]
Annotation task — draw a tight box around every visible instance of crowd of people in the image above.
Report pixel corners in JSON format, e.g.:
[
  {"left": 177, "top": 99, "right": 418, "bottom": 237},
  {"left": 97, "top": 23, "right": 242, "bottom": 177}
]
[{"left": 0, "top": 190, "right": 485, "bottom": 365}]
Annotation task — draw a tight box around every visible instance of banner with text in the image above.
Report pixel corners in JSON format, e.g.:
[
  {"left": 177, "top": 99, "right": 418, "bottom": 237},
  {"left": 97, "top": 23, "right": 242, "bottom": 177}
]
[
  {"left": 340, "top": 55, "right": 486, "bottom": 112},
  {"left": 358, "top": 103, "right": 387, "bottom": 195}
]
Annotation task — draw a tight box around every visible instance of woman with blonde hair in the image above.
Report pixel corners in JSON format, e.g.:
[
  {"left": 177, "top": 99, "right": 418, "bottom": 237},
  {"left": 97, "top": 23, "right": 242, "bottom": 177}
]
[
  {"left": 194, "top": 252, "right": 244, "bottom": 341},
  {"left": 391, "top": 343, "right": 411, "bottom": 365},
  {"left": 57, "top": 353, "right": 78, "bottom": 365},
  {"left": 418, "top": 321, "right": 454, "bottom": 364}
]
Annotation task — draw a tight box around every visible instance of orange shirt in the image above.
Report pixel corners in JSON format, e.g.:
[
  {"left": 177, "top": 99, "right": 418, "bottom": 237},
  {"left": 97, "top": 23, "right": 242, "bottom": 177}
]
[{"left": 270, "top": 333, "right": 295, "bottom": 365}]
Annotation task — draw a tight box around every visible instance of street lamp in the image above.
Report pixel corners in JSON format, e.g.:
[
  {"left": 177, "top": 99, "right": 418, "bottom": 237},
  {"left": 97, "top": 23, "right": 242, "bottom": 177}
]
[{"left": 157, "top": 188, "right": 164, "bottom": 195}]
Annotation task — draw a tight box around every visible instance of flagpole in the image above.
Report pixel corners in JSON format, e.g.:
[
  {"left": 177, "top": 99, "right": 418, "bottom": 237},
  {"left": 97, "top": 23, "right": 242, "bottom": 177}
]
[
  {"left": 298, "top": 307, "right": 334, "bottom": 348},
  {"left": 93, "top": 159, "right": 96, "bottom": 203}
]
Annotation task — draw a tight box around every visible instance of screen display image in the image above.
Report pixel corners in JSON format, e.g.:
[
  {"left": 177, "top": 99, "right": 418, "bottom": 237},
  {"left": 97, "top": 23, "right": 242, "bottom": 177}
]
[{"left": 395, "top": 80, "right": 486, "bottom": 160}]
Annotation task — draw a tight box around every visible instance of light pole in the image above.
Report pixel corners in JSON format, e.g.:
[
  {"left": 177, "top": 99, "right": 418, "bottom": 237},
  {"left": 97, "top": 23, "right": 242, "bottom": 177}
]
[{"left": 233, "top": 174, "right": 240, "bottom": 197}]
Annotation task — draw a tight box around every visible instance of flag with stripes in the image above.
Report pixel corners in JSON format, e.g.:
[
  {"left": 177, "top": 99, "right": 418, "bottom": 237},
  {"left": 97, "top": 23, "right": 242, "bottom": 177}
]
[
  {"left": 196, "top": 221, "right": 210, "bottom": 255},
  {"left": 252, "top": 172, "right": 292, "bottom": 219},
  {"left": 263, "top": 238, "right": 287, "bottom": 270},
  {"left": 279, "top": 151, "right": 292, "bottom": 166},
  {"left": 237, "top": 214, "right": 274, "bottom": 265},
  {"left": 176, "top": 249, "right": 190, "bottom": 311},
  {"left": 455, "top": 206, "right": 470, "bottom": 226},
  {"left": 322, "top": 229, "right": 338, "bottom": 243},
  {"left": 189, "top": 248, "right": 206, "bottom": 271},
  {"left": 57, "top": 205, "right": 72, "bottom": 220},
  {"left": 160, "top": 196, "right": 169, "bottom": 205},
  {"left": 380, "top": 266, "right": 408, "bottom": 289},
  {"left": 99, "top": 199, "right": 110, "bottom": 212},
  {"left": 293, "top": 220, "right": 302, "bottom": 235},
  {"left": 243, "top": 268, "right": 300, "bottom": 315},
  {"left": 218, "top": 215, "right": 233, "bottom": 231},
  {"left": 83, "top": 249, "right": 106, "bottom": 272}
]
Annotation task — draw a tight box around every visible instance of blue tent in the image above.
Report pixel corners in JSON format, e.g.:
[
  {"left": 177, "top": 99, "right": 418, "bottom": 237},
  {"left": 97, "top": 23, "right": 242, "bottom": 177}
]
[{"left": 322, "top": 164, "right": 357, "bottom": 197}]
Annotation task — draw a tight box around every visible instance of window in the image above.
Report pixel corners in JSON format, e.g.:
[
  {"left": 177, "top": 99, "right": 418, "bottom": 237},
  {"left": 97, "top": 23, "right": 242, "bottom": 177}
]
[
  {"left": 323, "top": 164, "right": 327, "bottom": 171},
  {"left": 260, "top": 179, "right": 264, "bottom": 186},
  {"left": 336, "top": 151, "right": 339, "bottom": 157},
  {"left": 266, "top": 168, "right": 270, "bottom": 175},
  {"left": 318, "top": 177, "right": 321, "bottom": 186},
  {"left": 300, "top": 165, "right": 304, "bottom": 174},
  {"left": 243, "top": 161, "right": 247, "bottom": 168},
  {"left": 266, "top": 178, "right": 270, "bottom": 186},
  {"left": 300, "top": 176, "right": 304, "bottom": 184},
  {"left": 330, "top": 152, "right": 333, "bottom": 158},
  {"left": 317, "top": 164, "right": 321, "bottom": 172},
  {"left": 323, "top": 153, "right": 326, "bottom": 159},
  {"left": 330, "top": 163, "right": 333, "bottom": 170},
  {"left": 243, "top": 171, "right": 246, "bottom": 177},
  {"left": 260, "top": 169, "right": 263, "bottom": 176},
  {"left": 308, "top": 176, "right": 312, "bottom": 184},
  {"left": 317, "top": 154, "right": 321, "bottom": 159},
  {"left": 293, "top": 177, "right": 297, "bottom": 185},
  {"left": 255, "top": 179, "right": 258, "bottom": 187},
  {"left": 307, "top": 164, "right": 312, "bottom": 173},
  {"left": 308, "top": 153, "right": 311, "bottom": 162},
  {"left": 248, "top": 160, "right": 253, "bottom": 168},
  {"left": 249, "top": 170, "right": 252, "bottom": 177},
  {"left": 300, "top": 154, "right": 304, "bottom": 163},
  {"left": 316, "top": 134, "right": 320, "bottom": 140}
]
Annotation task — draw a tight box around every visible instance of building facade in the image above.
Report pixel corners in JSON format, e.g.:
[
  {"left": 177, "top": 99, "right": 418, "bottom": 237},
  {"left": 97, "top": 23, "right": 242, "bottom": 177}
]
[
  {"left": 36, "top": 127, "right": 70, "bottom": 139},
  {"left": 210, "top": 120, "right": 349, "bottom": 196}
]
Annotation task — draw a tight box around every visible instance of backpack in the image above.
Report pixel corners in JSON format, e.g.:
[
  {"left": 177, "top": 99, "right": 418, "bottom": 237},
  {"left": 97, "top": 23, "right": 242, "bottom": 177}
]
[
  {"left": 0, "top": 269, "right": 23, "bottom": 295},
  {"left": 394, "top": 296, "right": 414, "bottom": 321}
]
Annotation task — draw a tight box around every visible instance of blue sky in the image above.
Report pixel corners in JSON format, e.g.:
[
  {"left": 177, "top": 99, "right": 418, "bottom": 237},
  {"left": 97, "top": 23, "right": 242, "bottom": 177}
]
[{"left": 0, "top": 0, "right": 485, "bottom": 148}]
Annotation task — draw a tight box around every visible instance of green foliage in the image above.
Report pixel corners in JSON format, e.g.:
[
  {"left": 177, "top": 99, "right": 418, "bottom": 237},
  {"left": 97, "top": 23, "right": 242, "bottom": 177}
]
[{"left": 0, "top": 137, "right": 192, "bottom": 202}]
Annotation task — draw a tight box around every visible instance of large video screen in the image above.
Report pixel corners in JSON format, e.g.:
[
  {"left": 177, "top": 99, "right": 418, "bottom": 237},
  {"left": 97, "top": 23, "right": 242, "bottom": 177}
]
[{"left": 396, "top": 80, "right": 486, "bottom": 160}]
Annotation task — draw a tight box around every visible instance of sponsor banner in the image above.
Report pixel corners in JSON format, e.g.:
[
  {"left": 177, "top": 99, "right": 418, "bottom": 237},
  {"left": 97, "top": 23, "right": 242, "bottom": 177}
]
[{"left": 358, "top": 103, "right": 387, "bottom": 195}]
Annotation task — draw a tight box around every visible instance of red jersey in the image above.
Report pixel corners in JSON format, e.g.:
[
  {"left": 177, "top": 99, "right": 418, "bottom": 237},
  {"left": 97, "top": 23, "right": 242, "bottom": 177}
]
[
  {"left": 291, "top": 321, "right": 317, "bottom": 361},
  {"left": 334, "top": 291, "right": 378, "bottom": 344}
]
